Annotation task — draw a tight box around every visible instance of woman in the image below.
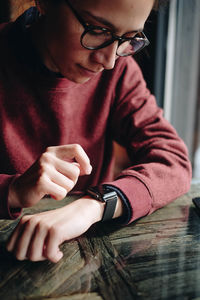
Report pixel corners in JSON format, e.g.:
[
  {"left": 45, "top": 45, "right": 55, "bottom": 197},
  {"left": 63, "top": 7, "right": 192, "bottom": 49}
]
[{"left": 0, "top": 0, "right": 191, "bottom": 262}]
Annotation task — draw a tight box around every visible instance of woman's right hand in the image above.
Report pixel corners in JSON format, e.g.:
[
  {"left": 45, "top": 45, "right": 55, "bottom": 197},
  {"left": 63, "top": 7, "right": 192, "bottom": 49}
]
[{"left": 8, "top": 144, "right": 92, "bottom": 209}]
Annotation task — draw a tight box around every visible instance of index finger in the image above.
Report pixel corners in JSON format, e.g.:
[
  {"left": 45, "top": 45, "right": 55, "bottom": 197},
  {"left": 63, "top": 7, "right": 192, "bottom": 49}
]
[{"left": 48, "top": 144, "right": 92, "bottom": 175}]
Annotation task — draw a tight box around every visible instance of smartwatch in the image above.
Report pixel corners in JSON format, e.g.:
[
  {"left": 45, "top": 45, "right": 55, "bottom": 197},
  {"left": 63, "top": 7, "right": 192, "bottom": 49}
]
[{"left": 86, "top": 185, "right": 118, "bottom": 222}]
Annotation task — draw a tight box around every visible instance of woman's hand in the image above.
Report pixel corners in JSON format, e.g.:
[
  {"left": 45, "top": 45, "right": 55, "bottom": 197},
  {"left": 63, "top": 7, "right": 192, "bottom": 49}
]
[
  {"left": 8, "top": 144, "right": 92, "bottom": 209},
  {"left": 6, "top": 196, "right": 104, "bottom": 263}
]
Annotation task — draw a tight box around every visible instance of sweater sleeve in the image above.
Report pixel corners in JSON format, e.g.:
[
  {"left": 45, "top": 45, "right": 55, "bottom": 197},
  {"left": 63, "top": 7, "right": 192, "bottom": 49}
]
[
  {"left": 0, "top": 175, "right": 22, "bottom": 219},
  {"left": 104, "top": 57, "right": 192, "bottom": 224}
]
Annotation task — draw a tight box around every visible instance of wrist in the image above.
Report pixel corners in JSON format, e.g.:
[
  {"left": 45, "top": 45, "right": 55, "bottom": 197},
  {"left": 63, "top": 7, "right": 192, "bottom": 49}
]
[
  {"left": 113, "top": 195, "right": 124, "bottom": 218},
  {"left": 8, "top": 179, "right": 21, "bottom": 209},
  {"left": 86, "top": 186, "right": 121, "bottom": 222},
  {"left": 79, "top": 196, "right": 106, "bottom": 223}
]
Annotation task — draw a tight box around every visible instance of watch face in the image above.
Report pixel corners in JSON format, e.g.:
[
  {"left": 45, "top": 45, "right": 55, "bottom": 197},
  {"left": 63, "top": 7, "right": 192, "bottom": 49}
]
[
  {"left": 87, "top": 186, "right": 117, "bottom": 202},
  {"left": 87, "top": 187, "right": 103, "bottom": 201}
]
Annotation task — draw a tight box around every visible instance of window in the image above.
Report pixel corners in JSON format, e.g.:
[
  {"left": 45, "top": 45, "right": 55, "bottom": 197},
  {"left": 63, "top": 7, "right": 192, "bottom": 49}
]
[{"left": 163, "top": 0, "right": 200, "bottom": 177}]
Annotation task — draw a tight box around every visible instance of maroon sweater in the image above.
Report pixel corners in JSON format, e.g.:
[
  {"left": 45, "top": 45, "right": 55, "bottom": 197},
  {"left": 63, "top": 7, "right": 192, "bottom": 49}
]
[{"left": 0, "top": 15, "right": 192, "bottom": 223}]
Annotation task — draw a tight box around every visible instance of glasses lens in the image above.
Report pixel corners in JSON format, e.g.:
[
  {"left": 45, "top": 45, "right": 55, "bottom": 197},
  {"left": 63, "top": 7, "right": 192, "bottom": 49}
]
[
  {"left": 117, "top": 38, "right": 147, "bottom": 56},
  {"left": 81, "top": 29, "right": 149, "bottom": 56},
  {"left": 82, "top": 29, "right": 112, "bottom": 49}
]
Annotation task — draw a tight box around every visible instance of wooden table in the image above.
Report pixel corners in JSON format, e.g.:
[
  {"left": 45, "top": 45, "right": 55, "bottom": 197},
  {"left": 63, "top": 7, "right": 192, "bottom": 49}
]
[{"left": 1, "top": 181, "right": 200, "bottom": 300}]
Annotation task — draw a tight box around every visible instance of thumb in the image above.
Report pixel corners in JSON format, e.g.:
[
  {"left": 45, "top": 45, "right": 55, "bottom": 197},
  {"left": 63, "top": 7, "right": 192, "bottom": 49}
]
[{"left": 73, "top": 161, "right": 92, "bottom": 176}]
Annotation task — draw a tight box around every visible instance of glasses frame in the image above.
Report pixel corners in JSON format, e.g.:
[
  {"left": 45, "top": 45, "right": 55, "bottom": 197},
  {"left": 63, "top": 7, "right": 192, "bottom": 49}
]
[{"left": 65, "top": 0, "right": 150, "bottom": 56}]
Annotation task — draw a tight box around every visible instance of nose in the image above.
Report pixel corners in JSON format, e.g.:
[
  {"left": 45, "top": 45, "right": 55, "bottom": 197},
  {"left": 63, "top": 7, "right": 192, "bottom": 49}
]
[{"left": 91, "top": 41, "right": 118, "bottom": 70}]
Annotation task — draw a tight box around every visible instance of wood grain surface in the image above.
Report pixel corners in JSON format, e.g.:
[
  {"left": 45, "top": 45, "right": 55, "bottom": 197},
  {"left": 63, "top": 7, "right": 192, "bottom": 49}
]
[{"left": 0, "top": 182, "right": 200, "bottom": 300}]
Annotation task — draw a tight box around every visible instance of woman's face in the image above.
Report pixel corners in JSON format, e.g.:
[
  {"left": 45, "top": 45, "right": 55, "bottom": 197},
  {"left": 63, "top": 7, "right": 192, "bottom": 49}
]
[{"left": 34, "top": 0, "right": 154, "bottom": 83}]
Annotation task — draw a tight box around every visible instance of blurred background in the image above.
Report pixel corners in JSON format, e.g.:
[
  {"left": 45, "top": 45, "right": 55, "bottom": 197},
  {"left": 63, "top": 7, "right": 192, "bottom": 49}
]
[{"left": 0, "top": 0, "right": 200, "bottom": 178}]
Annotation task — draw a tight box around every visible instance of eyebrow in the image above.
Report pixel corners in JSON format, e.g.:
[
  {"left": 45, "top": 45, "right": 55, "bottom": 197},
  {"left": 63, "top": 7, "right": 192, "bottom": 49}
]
[{"left": 82, "top": 10, "right": 143, "bottom": 34}]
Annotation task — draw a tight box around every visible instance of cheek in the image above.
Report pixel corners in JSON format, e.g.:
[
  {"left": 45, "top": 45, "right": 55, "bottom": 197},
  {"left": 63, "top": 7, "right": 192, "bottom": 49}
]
[
  {"left": 54, "top": 32, "right": 82, "bottom": 62},
  {"left": 47, "top": 19, "right": 82, "bottom": 59},
  {"left": 56, "top": 40, "right": 90, "bottom": 72}
]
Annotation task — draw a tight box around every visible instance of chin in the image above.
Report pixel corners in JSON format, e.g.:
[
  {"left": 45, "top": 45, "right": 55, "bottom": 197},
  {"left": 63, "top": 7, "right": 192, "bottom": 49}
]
[
  {"left": 64, "top": 73, "right": 91, "bottom": 84},
  {"left": 75, "top": 77, "right": 91, "bottom": 84}
]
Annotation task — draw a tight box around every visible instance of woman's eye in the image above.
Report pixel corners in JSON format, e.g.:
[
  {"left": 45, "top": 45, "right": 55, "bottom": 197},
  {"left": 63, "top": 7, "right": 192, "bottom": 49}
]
[
  {"left": 91, "top": 29, "right": 104, "bottom": 35},
  {"left": 123, "top": 32, "right": 137, "bottom": 39},
  {"left": 90, "top": 29, "right": 111, "bottom": 36}
]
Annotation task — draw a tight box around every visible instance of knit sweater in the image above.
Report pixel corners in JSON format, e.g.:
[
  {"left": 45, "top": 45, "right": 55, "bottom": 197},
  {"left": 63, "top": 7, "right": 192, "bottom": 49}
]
[{"left": 0, "top": 10, "right": 192, "bottom": 222}]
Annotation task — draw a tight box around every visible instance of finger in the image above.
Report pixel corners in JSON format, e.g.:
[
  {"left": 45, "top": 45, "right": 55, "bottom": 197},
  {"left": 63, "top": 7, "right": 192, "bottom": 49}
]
[
  {"left": 6, "top": 221, "right": 24, "bottom": 252},
  {"left": 52, "top": 144, "right": 92, "bottom": 175},
  {"left": 7, "top": 216, "right": 36, "bottom": 261},
  {"left": 50, "top": 170, "right": 76, "bottom": 193},
  {"left": 43, "top": 179, "right": 67, "bottom": 200},
  {"left": 71, "top": 161, "right": 93, "bottom": 176},
  {"left": 44, "top": 229, "right": 63, "bottom": 263},
  {"left": 6, "top": 215, "right": 31, "bottom": 252},
  {"left": 26, "top": 223, "right": 48, "bottom": 261},
  {"left": 53, "top": 158, "right": 81, "bottom": 181}
]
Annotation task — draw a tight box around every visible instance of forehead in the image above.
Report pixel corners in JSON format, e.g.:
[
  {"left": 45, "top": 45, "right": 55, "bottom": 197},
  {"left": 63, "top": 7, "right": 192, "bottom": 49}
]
[{"left": 74, "top": 0, "right": 154, "bottom": 31}]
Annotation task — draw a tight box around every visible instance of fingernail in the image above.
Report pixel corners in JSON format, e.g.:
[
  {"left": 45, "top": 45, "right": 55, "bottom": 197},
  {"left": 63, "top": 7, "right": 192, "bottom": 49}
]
[
  {"left": 57, "top": 251, "right": 63, "bottom": 261},
  {"left": 86, "top": 165, "right": 92, "bottom": 175}
]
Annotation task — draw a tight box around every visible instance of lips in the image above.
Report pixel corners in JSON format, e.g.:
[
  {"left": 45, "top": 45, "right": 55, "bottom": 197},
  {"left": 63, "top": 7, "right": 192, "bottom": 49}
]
[
  {"left": 78, "top": 64, "right": 103, "bottom": 76},
  {"left": 84, "top": 67, "right": 103, "bottom": 73}
]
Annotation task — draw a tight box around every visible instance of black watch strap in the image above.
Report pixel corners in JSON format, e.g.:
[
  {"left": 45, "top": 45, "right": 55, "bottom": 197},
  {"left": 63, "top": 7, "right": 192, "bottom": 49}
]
[{"left": 86, "top": 185, "right": 118, "bottom": 222}]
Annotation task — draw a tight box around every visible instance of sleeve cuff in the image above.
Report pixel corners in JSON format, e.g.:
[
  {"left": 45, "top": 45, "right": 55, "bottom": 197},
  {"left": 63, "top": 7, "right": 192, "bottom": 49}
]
[
  {"left": 102, "top": 184, "right": 132, "bottom": 225},
  {"left": 7, "top": 204, "right": 22, "bottom": 220},
  {"left": 103, "top": 176, "right": 152, "bottom": 224},
  {"left": 0, "top": 175, "right": 22, "bottom": 220}
]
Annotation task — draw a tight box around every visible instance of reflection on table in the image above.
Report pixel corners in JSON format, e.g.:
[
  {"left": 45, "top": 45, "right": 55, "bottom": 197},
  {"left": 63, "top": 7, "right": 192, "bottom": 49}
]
[{"left": 0, "top": 181, "right": 200, "bottom": 300}]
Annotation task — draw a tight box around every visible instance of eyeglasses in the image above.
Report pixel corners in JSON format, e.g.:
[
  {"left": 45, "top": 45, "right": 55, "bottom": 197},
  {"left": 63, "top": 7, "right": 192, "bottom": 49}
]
[{"left": 65, "top": 0, "right": 150, "bottom": 57}]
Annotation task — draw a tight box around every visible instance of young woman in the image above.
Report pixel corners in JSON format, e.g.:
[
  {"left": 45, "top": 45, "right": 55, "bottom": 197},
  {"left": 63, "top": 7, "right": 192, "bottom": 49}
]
[{"left": 0, "top": 0, "right": 191, "bottom": 262}]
